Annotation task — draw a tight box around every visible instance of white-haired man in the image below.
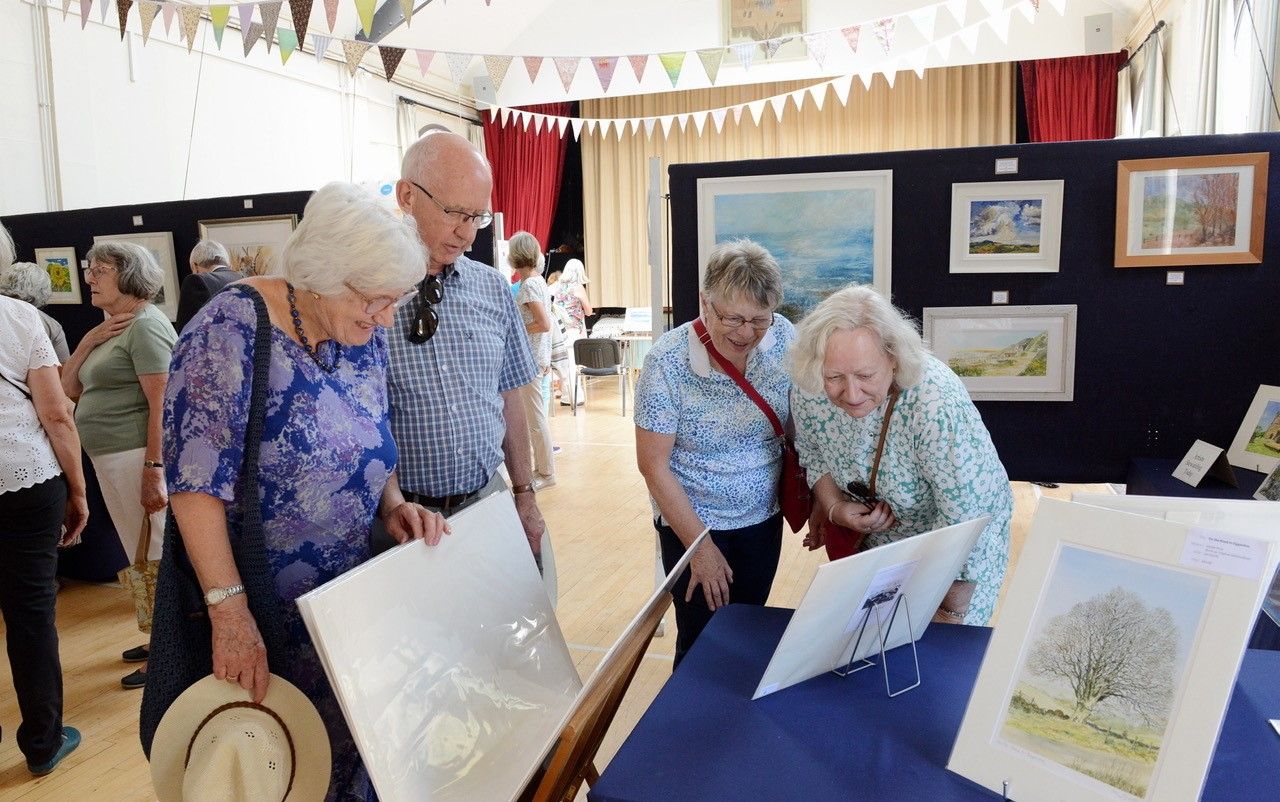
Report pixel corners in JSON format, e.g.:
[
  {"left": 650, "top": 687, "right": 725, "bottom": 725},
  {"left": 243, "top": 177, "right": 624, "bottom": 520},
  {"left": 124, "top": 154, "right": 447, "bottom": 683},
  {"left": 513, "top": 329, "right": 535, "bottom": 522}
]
[{"left": 176, "top": 240, "right": 238, "bottom": 332}]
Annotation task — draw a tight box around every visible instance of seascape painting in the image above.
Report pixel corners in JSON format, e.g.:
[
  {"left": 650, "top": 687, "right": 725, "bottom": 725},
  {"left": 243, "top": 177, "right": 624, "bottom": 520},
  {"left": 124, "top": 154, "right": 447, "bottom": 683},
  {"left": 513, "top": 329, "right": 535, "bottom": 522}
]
[
  {"left": 1243, "top": 400, "right": 1280, "bottom": 460},
  {"left": 968, "top": 198, "right": 1044, "bottom": 254},
  {"left": 939, "top": 329, "right": 1049, "bottom": 378},
  {"left": 998, "top": 547, "right": 1210, "bottom": 799},
  {"left": 1140, "top": 171, "right": 1241, "bottom": 250}
]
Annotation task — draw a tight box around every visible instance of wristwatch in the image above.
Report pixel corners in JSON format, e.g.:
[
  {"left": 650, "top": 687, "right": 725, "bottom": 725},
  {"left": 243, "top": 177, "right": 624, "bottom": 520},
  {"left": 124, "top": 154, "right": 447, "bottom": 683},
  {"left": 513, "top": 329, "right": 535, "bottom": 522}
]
[
  {"left": 204, "top": 584, "right": 246, "bottom": 606},
  {"left": 511, "top": 483, "right": 536, "bottom": 495}
]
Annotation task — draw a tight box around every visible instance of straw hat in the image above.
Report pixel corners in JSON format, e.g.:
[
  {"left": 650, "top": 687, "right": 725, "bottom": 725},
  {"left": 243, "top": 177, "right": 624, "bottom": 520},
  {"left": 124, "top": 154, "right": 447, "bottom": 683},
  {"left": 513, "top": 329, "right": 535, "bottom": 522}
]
[{"left": 150, "top": 674, "right": 332, "bottom": 801}]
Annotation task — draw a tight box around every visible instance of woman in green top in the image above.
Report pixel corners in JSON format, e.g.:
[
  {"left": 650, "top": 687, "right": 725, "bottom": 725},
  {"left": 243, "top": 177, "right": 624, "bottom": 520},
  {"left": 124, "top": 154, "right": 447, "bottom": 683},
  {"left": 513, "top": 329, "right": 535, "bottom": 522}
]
[{"left": 62, "top": 242, "right": 177, "bottom": 690}]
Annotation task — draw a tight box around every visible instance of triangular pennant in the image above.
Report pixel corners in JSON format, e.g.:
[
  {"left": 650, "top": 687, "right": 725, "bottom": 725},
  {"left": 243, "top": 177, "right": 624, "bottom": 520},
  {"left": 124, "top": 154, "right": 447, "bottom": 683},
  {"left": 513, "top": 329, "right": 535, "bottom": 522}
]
[
  {"left": 747, "top": 100, "right": 766, "bottom": 125},
  {"left": 354, "top": 0, "right": 375, "bottom": 36},
  {"left": 584, "top": 118, "right": 597, "bottom": 136},
  {"left": 415, "top": 49, "right": 435, "bottom": 75},
  {"left": 731, "top": 42, "right": 754, "bottom": 71},
  {"left": 342, "top": 40, "right": 371, "bottom": 76},
  {"left": 209, "top": 6, "right": 229, "bottom": 49},
  {"left": 323, "top": 0, "right": 338, "bottom": 31},
  {"left": 808, "top": 82, "right": 827, "bottom": 111},
  {"left": 161, "top": 3, "right": 175, "bottom": 34},
  {"left": 988, "top": 9, "right": 1012, "bottom": 43},
  {"left": 179, "top": 5, "right": 201, "bottom": 51},
  {"left": 858, "top": 71, "right": 875, "bottom": 91},
  {"left": 260, "top": 3, "right": 281, "bottom": 52},
  {"left": 445, "top": 52, "right": 472, "bottom": 87},
  {"left": 532, "top": 115, "right": 544, "bottom": 136},
  {"left": 711, "top": 107, "right": 727, "bottom": 133},
  {"left": 946, "top": 0, "right": 967, "bottom": 27},
  {"left": 909, "top": 7, "right": 937, "bottom": 41},
  {"left": 243, "top": 22, "right": 264, "bottom": 57},
  {"left": 288, "top": 0, "right": 312, "bottom": 46},
  {"left": 958, "top": 25, "right": 980, "bottom": 55},
  {"left": 626, "top": 54, "right": 648, "bottom": 82},
  {"left": 769, "top": 95, "right": 788, "bottom": 122},
  {"left": 556, "top": 115, "right": 569, "bottom": 137},
  {"left": 659, "top": 115, "right": 674, "bottom": 137},
  {"left": 61, "top": 0, "right": 72, "bottom": 21},
  {"left": 675, "top": 114, "right": 689, "bottom": 133},
  {"left": 732, "top": 105, "right": 745, "bottom": 125},
  {"left": 873, "top": 18, "right": 896, "bottom": 54},
  {"left": 238, "top": 3, "right": 254, "bottom": 31},
  {"left": 763, "top": 37, "right": 788, "bottom": 59},
  {"left": 380, "top": 46, "right": 405, "bottom": 82},
  {"left": 696, "top": 49, "right": 724, "bottom": 84},
  {"left": 789, "top": 90, "right": 806, "bottom": 113},
  {"left": 1017, "top": 1, "right": 1037, "bottom": 23},
  {"left": 934, "top": 34, "right": 954, "bottom": 62},
  {"left": 597, "top": 118, "right": 612, "bottom": 138},
  {"left": 278, "top": 27, "right": 298, "bottom": 64},
  {"left": 484, "top": 55, "right": 513, "bottom": 91},
  {"left": 979, "top": 0, "right": 1004, "bottom": 17},
  {"left": 643, "top": 117, "right": 656, "bottom": 138},
  {"left": 691, "top": 110, "right": 708, "bottom": 136},
  {"left": 615, "top": 118, "right": 629, "bottom": 141},
  {"left": 831, "top": 74, "right": 854, "bottom": 104},
  {"left": 842, "top": 25, "right": 860, "bottom": 54},
  {"left": 98, "top": 0, "right": 110, "bottom": 25},
  {"left": 498, "top": 107, "right": 509, "bottom": 126},
  {"left": 80, "top": 0, "right": 92, "bottom": 30},
  {"left": 313, "top": 34, "right": 331, "bottom": 62},
  {"left": 884, "top": 65, "right": 898, "bottom": 89},
  {"left": 523, "top": 55, "right": 544, "bottom": 83},
  {"left": 657, "top": 52, "right": 685, "bottom": 87},
  {"left": 400, "top": 0, "right": 413, "bottom": 27},
  {"left": 138, "top": 1, "right": 158, "bottom": 44},
  {"left": 570, "top": 117, "right": 585, "bottom": 140},
  {"left": 591, "top": 56, "right": 618, "bottom": 93},
  {"left": 117, "top": 0, "right": 135, "bottom": 39},
  {"left": 803, "top": 32, "right": 829, "bottom": 67},
  {"left": 553, "top": 56, "right": 579, "bottom": 92}
]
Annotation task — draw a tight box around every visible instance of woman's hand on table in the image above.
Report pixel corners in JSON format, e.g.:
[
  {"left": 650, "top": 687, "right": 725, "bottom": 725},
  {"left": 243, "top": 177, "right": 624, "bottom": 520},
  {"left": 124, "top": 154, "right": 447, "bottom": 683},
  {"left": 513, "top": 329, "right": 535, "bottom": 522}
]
[
  {"left": 384, "top": 502, "right": 451, "bottom": 547},
  {"left": 688, "top": 539, "right": 733, "bottom": 610},
  {"left": 209, "top": 597, "right": 270, "bottom": 703}
]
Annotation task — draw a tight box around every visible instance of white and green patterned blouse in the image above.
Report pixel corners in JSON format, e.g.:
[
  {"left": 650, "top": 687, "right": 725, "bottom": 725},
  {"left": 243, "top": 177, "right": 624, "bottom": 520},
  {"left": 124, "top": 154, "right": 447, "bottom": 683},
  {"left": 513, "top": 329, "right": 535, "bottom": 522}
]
[{"left": 792, "top": 355, "right": 1013, "bottom": 624}]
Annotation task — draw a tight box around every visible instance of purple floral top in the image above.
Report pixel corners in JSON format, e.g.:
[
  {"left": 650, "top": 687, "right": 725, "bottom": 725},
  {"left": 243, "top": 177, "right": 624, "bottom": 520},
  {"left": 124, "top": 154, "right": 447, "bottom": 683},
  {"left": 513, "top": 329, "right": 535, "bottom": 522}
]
[{"left": 162, "top": 285, "right": 393, "bottom": 800}]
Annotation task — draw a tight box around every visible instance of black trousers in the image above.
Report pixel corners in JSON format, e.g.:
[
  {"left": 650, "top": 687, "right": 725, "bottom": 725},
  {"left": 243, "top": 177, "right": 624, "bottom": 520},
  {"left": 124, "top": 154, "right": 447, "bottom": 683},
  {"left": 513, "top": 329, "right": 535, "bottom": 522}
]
[
  {"left": 0, "top": 475, "right": 67, "bottom": 764},
  {"left": 657, "top": 512, "right": 783, "bottom": 669}
]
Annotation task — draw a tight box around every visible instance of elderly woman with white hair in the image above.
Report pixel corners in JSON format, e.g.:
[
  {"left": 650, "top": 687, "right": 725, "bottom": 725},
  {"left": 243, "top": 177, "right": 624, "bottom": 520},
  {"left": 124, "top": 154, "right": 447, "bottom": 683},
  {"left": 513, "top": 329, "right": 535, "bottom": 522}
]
[
  {"left": 61, "top": 240, "right": 177, "bottom": 690},
  {"left": 139, "top": 182, "right": 448, "bottom": 801},
  {"left": 789, "top": 285, "right": 1013, "bottom": 626},
  {"left": 0, "top": 261, "right": 70, "bottom": 362}
]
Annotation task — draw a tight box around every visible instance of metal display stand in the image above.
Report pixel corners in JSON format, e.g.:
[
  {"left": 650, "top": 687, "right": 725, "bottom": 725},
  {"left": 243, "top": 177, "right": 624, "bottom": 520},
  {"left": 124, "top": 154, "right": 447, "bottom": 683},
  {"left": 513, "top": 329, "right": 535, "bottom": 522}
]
[{"left": 832, "top": 594, "right": 922, "bottom": 698}]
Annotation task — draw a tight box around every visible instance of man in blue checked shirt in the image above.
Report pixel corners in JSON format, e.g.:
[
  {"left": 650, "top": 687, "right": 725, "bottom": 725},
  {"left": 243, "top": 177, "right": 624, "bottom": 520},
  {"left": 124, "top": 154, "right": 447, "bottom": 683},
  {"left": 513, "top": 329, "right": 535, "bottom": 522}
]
[{"left": 385, "top": 131, "right": 547, "bottom": 566}]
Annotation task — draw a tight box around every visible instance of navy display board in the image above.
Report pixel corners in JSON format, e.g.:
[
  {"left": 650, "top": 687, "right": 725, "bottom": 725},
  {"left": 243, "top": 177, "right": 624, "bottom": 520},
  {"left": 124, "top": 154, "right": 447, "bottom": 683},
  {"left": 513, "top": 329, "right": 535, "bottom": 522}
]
[{"left": 669, "top": 133, "right": 1280, "bottom": 482}]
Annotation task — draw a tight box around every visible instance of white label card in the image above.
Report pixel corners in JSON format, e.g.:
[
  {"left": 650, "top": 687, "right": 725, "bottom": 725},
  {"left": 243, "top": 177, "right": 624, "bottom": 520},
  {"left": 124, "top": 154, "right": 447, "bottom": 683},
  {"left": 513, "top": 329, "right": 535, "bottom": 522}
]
[
  {"left": 1179, "top": 528, "right": 1268, "bottom": 581},
  {"left": 1173, "top": 440, "right": 1237, "bottom": 488},
  {"left": 1271, "top": 720, "right": 1280, "bottom": 738},
  {"left": 844, "top": 559, "right": 920, "bottom": 633}
]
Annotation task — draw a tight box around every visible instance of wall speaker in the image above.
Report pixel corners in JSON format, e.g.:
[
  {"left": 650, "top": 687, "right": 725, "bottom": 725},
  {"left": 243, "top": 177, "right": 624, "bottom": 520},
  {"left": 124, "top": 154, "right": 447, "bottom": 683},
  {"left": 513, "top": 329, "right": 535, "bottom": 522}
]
[
  {"left": 473, "top": 76, "right": 497, "bottom": 107},
  {"left": 1084, "top": 13, "right": 1113, "bottom": 55}
]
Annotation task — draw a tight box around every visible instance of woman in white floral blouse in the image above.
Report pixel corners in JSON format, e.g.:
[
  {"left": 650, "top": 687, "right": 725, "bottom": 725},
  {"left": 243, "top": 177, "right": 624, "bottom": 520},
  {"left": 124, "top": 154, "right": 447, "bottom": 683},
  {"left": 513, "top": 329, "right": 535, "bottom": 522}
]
[{"left": 788, "top": 285, "right": 1012, "bottom": 625}]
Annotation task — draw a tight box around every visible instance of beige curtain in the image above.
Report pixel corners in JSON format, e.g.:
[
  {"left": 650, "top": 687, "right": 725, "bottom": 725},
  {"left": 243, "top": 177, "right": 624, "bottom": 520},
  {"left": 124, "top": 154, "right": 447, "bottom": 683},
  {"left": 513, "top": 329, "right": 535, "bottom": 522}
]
[{"left": 580, "top": 62, "right": 1016, "bottom": 307}]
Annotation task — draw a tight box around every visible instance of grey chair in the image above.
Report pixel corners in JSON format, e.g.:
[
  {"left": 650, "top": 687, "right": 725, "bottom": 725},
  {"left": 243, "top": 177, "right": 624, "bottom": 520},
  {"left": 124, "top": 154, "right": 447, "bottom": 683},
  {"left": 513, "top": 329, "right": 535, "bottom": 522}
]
[{"left": 572, "top": 338, "right": 629, "bottom": 416}]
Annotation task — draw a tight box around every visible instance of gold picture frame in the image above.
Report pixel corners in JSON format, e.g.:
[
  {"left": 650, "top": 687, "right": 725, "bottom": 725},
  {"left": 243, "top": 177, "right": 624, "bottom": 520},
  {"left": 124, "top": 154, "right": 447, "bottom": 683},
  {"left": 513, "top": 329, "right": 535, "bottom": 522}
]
[{"left": 197, "top": 214, "right": 298, "bottom": 277}]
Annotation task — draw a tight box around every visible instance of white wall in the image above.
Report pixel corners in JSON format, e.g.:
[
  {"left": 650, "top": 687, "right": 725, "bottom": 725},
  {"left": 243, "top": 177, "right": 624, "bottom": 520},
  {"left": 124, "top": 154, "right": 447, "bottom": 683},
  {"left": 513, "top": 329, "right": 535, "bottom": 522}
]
[{"left": 1, "top": 2, "right": 53, "bottom": 213}]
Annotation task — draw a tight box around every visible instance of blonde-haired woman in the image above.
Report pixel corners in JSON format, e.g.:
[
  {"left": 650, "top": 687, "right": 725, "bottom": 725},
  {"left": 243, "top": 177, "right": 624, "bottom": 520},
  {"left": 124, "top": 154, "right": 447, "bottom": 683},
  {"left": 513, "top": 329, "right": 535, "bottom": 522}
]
[{"left": 510, "top": 231, "right": 555, "bottom": 488}]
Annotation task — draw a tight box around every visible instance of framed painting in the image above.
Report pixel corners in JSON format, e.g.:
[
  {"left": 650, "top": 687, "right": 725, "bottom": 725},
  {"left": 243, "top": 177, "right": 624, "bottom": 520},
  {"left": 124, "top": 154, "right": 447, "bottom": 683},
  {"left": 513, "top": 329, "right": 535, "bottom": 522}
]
[
  {"left": 724, "top": 0, "right": 807, "bottom": 62},
  {"left": 33, "top": 247, "right": 81, "bottom": 304},
  {"left": 1226, "top": 384, "right": 1280, "bottom": 474},
  {"left": 696, "top": 170, "right": 893, "bottom": 322},
  {"left": 197, "top": 214, "right": 298, "bottom": 277},
  {"left": 949, "top": 498, "right": 1275, "bottom": 802},
  {"left": 92, "top": 232, "right": 180, "bottom": 321},
  {"left": 950, "top": 180, "right": 1064, "bottom": 273},
  {"left": 922, "top": 305, "right": 1077, "bottom": 401},
  {"left": 1114, "top": 152, "right": 1268, "bottom": 267}
]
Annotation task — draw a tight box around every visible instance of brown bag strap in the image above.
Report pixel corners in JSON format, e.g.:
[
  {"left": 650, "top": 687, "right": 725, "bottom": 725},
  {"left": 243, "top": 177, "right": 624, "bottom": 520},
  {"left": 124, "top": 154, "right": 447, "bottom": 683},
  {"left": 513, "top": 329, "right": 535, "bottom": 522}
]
[
  {"left": 692, "top": 318, "right": 785, "bottom": 438},
  {"left": 868, "top": 391, "right": 899, "bottom": 499},
  {"left": 135, "top": 514, "right": 152, "bottom": 564}
]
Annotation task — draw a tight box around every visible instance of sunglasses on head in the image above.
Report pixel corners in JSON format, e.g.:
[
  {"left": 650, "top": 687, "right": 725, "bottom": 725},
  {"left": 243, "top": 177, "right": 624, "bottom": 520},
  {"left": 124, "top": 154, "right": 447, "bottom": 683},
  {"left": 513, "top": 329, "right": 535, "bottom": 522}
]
[{"left": 407, "top": 273, "right": 445, "bottom": 344}]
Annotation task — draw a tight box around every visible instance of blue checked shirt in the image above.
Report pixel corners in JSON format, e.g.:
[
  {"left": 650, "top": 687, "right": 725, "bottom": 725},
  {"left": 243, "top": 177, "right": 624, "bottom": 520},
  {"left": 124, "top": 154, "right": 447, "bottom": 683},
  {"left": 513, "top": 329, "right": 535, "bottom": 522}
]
[{"left": 386, "top": 254, "right": 537, "bottom": 496}]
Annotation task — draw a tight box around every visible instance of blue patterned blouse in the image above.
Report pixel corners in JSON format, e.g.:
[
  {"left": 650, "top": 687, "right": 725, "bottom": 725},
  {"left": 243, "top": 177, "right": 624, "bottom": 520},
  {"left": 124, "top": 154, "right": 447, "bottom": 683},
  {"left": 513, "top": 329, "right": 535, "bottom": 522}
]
[
  {"left": 162, "top": 285, "right": 393, "bottom": 801},
  {"left": 634, "top": 316, "right": 795, "bottom": 531}
]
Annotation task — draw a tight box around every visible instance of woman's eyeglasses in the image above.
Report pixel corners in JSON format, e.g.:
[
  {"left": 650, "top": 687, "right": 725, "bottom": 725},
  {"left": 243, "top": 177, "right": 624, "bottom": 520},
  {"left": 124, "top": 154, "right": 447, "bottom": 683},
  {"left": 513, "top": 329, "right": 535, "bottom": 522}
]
[
  {"left": 407, "top": 273, "right": 445, "bottom": 344},
  {"left": 845, "top": 480, "right": 878, "bottom": 509},
  {"left": 344, "top": 283, "right": 419, "bottom": 316},
  {"left": 708, "top": 301, "right": 774, "bottom": 332},
  {"left": 82, "top": 264, "right": 117, "bottom": 279}
]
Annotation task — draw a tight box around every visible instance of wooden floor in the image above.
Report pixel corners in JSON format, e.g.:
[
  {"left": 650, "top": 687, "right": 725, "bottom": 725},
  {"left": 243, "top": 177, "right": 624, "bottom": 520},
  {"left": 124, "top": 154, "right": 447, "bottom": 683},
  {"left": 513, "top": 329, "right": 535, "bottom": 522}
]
[{"left": 0, "top": 380, "right": 1113, "bottom": 799}]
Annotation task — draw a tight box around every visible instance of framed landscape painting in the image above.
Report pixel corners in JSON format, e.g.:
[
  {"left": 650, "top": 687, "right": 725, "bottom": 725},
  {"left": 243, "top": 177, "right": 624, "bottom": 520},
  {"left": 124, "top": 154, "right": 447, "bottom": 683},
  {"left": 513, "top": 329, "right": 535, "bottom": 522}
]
[
  {"left": 696, "top": 170, "right": 892, "bottom": 322},
  {"left": 1226, "top": 384, "right": 1280, "bottom": 474},
  {"left": 93, "top": 232, "right": 180, "bottom": 321},
  {"left": 950, "top": 180, "right": 1064, "bottom": 273},
  {"left": 198, "top": 214, "right": 298, "bottom": 277},
  {"left": 922, "top": 305, "right": 1077, "bottom": 401},
  {"left": 1114, "top": 152, "right": 1268, "bottom": 267},
  {"left": 33, "top": 247, "right": 80, "bottom": 304}
]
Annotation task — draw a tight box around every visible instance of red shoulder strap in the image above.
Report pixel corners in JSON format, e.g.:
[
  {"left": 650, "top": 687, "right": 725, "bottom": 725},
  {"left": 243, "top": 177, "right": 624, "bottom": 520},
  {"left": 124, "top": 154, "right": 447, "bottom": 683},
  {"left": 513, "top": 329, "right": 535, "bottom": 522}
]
[{"left": 692, "top": 318, "right": 785, "bottom": 438}]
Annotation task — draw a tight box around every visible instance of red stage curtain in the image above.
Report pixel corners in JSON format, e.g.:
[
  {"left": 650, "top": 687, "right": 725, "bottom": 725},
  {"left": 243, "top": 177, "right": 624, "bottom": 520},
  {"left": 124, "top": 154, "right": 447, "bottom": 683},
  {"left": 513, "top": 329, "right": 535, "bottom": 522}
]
[
  {"left": 482, "top": 102, "right": 572, "bottom": 251},
  {"left": 1021, "top": 52, "right": 1127, "bottom": 142}
]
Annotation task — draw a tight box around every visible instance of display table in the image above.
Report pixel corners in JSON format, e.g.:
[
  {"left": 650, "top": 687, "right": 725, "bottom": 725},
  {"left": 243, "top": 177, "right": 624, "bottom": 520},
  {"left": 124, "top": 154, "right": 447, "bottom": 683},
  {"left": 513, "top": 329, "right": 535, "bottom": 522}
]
[
  {"left": 590, "top": 605, "right": 1280, "bottom": 802},
  {"left": 1126, "top": 457, "right": 1267, "bottom": 500}
]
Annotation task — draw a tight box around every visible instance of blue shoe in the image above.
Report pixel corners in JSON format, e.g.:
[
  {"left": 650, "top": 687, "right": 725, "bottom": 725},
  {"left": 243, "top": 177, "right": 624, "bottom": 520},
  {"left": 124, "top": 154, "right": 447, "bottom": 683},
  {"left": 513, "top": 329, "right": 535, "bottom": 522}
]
[{"left": 27, "top": 726, "right": 81, "bottom": 776}]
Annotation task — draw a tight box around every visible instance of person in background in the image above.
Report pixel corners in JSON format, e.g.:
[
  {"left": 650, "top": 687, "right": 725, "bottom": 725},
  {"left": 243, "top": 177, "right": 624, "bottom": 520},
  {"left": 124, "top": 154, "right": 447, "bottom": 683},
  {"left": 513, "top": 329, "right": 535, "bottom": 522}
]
[
  {"left": 176, "top": 240, "right": 239, "bottom": 332},
  {"left": 0, "top": 222, "right": 89, "bottom": 776},
  {"left": 509, "top": 231, "right": 556, "bottom": 489},
  {"left": 552, "top": 259, "right": 592, "bottom": 407},
  {"left": 788, "top": 285, "right": 1013, "bottom": 625},
  {"left": 0, "top": 261, "right": 70, "bottom": 363},
  {"left": 634, "top": 239, "right": 795, "bottom": 667},
  {"left": 61, "top": 241, "right": 177, "bottom": 690}
]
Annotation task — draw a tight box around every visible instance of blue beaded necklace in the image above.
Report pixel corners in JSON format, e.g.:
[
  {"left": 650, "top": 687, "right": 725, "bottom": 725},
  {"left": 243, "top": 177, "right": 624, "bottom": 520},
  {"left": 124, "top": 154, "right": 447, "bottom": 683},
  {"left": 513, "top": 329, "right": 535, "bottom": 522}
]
[{"left": 286, "top": 282, "right": 340, "bottom": 373}]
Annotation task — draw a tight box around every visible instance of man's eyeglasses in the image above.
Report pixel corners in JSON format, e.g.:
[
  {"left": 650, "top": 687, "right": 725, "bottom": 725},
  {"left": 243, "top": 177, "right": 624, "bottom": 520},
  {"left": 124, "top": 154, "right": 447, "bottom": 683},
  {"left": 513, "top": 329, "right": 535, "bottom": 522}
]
[
  {"left": 708, "top": 301, "right": 774, "bottom": 332},
  {"left": 407, "top": 273, "right": 445, "bottom": 344},
  {"left": 82, "top": 263, "right": 117, "bottom": 279},
  {"left": 345, "top": 283, "right": 419, "bottom": 316},
  {"left": 408, "top": 180, "right": 494, "bottom": 229}
]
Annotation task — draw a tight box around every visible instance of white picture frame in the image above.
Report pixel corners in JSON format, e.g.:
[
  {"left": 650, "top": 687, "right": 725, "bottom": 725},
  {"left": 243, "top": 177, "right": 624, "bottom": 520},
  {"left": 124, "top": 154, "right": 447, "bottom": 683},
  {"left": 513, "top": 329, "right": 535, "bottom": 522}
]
[
  {"left": 949, "top": 498, "right": 1276, "bottom": 802},
  {"left": 92, "top": 231, "right": 180, "bottom": 321},
  {"left": 1226, "top": 384, "right": 1280, "bottom": 474},
  {"left": 922, "top": 304, "right": 1077, "bottom": 401},
  {"left": 33, "top": 246, "right": 81, "bottom": 305},
  {"left": 197, "top": 214, "right": 298, "bottom": 277},
  {"left": 696, "top": 170, "right": 892, "bottom": 322},
  {"left": 950, "top": 180, "right": 1064, "bottom": 273}
]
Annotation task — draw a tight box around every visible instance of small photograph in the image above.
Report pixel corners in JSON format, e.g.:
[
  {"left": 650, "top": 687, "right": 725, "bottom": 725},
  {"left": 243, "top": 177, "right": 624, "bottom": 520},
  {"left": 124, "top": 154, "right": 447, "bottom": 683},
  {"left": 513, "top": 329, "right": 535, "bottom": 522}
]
[
  {"left": 942, "top": 329, "right": 1048, "bottom": 378},
  {"left": 998, "top": 546, "right": 1211, "bottom": 799}
]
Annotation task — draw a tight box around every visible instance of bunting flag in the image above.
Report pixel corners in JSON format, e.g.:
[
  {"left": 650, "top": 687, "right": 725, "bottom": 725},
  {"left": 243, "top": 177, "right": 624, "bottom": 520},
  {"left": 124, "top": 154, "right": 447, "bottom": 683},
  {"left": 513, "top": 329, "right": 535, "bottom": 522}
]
[
  {"left": 803, "top": 32, "right": 829, "bottom": 67},
  {"left": 691, "top": 111, "right": 707, "bottom": 136},
  {"left": 957, "top": 25, "right": 979, "bottom": 55},
  {"left": 626, "top": 54, "right": 647, "bottom": 82},
  {"left": 552, "top": 57, "right": 579, "bottom": 92},
  {"left": 675, "top": 114, "right": 688, "bottom": 133},
  {"left": 278, "top": 27, "right": 298, "bottom": 64},
  {"left": 858, "top": 71, "right": 875, "bottom": 91},
  {"left": 764, "top": 37, "right": 788, "bottom": 59},
  {"left": 808, "top": 82, "right": 827, "bottom": 111},
  {"left": 934, "top": 33, "right": 953, "bottom": 61},
  {"left": 380, "top": 46, "right": 405, "bottom": 82},
  {"left": 747, "top": 100, "right": 765, "bottom": 126},
  {"left": 946, "top": 0, "right": 967, "bottom": 27},
  {"left": 523, "top": 55, "right": 543, "bottom": 83},
  {"left": 591, "top": 56, "right": 617, "bottom": 93},
  {"left": 313, "top": 34, "right": 331, "bottom": 62},
  {"left": 732, "top": 105, "right": 744, "bottom": 125},
  {"left": 556, "top": 115, "right": 570, "bottom": 137},
  {"left": 989, "top": 9, "right": 1012, "bottom": 43},
  {"left": 342, "top": 39, "right": 371, "bottom": 76},
  {"left": 711, "top": 107, "right": 727, "bottom": 133},
  {"left": 238, "top": 3, "right": 255, "bottom": 32},
  {"left": 289, "top": 0, "right": 313, "bottom": 46},
  {"left": 873, "top": 18, "right": 896, "bottom": 54},
  {"left": 657, "top": 52, "right": 685, "bottom": 86},
  {"left": 138, "top": 1, "right": 158, "bottom": 44},
  {"left": 831, "top": 74, "right": 854, "bottom": 104},
  {"left": 570, "top": 117, "right": 585, "bottom": 140},
  {"left": 731, "top": 42, "right": 754, "bottom": 71},
  {"left": 61, "top": 0, "right": 72, "bottom": 22},
  {"left": 210, "top": 5, "right": 229, "bottom": 48},
  {"left": 484, "top": 55, "right": 513, "bottom": 91},
  {"left": 842, "top": 25, "right": 860, "bottom": 54},
  {"left": 400, "top": 0, "right": 413, "bottom": 27},
  {"left": 769, "top": 95, "right": 787, "bottom": 122},
  {"left": 98, "top": 0, "right": 110, "bottom": 25},
  {"left": 354, "top": 0, "right": 374, "bottom": 36},
  {"left": 243, "top": 22, "right": 264, "bottom": 57},
  {"left": 445, "top": 52, "right": 472, "bottom": 87},
  {"left": 323, "top": 0, "right": 338, "bottom": 32},
  {"left": 909, "top": 7, "right": 936, "bottom": 41},
  {"left": 597, "top": 118, "right": 611, "bottom": 138},
  {"left": 695, "top": 49, "right": 723, "bottom": 84},
  {"left": 179, "top": 5, "right": 202, "bottom": 51},
  {"left": 161, "top": 3, "right": 175, "bottom": 35},
  {"left": 659, "top": 115, "right": 673, "bottom": 137},
  {"left": 79, "top": 0, "right": 91, "bottom": 30},
  {"left": 415, "top": 49, "right": 435, "bottom": 75},
  {"left": 117, "top": 0, "right": 134, "bottom": 39},
  {"left": 260, "top": 3, "right": 281, "bottom": 52}
]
